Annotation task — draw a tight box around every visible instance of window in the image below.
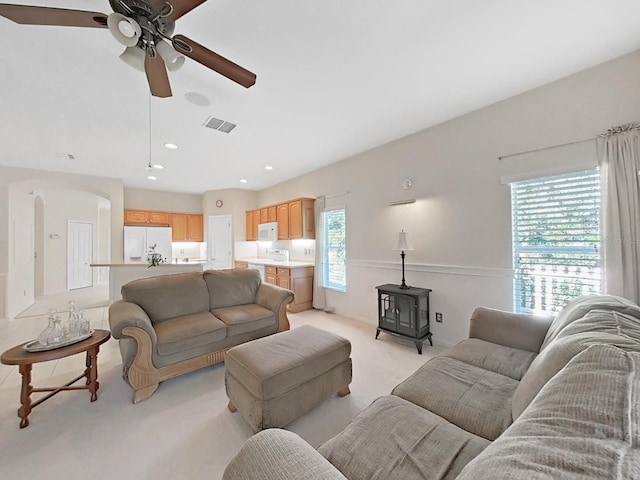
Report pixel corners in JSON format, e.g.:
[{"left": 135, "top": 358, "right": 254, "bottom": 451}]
[
  {"left": 511, "top": 170, "right": 601, "bottom": 315},
  {"left": 323, "top": 208, "right": 346, "bottom": 291}
]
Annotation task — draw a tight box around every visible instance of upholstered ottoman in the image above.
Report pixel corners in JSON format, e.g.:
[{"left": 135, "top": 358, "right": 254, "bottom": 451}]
[{"left": 225, "top": 325, "right": 352, "bottom": 432}]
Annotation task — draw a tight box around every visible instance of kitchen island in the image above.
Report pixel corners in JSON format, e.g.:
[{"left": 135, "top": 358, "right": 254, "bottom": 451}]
[{"left": 90, "top": 263, "right": 206, "bottom": 303}]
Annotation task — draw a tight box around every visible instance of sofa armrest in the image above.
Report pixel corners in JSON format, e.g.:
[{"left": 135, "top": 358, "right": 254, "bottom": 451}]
[
  {"left": 108, "top": 300, "right": 158, "bottom": 345},
  {"left": 223, "top": 429, "right": 347, "bottom": 480},
  {"left": 256, "top": 283, "right": 295, "bottom": 331},
  {"left": 468, "top": 307, "right": 554, "bottom": 353}
]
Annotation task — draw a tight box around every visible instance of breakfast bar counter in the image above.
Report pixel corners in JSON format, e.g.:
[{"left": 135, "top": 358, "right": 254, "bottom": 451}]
[{"left": 90, "top": 263, "right": 205, "bottom": 303}]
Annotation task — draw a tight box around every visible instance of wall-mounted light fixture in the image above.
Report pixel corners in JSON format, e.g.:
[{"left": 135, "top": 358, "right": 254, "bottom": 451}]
[
  {"left": 389, "top": 199, "right": 416, "bottom": 206},
  {"left": 390, "top": 179, "right": 415, "bottom": 205}
]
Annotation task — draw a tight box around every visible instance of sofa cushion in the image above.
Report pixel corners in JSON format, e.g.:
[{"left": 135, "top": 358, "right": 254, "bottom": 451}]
[
  {"left": 540, "top": 294, "right": 640, "bottom": 350},
  {"left": 121, "top": 272, "right": 210, "bottom": 324},
  {"left": 223, "top": 429, "right": 348, "bottom": 480},
  {"left": 204, "top": 269, "right": 262, "bottom": 309},
  {"left": 392, "top": 356, "right": 517, "bottom": 440},
  {"left": 512, "top": 308, "right": 640, "bottom": 419},
  {"left": 457, "top": 344, "right": 640, "bottom": 480},
  {"left": 446, "top": 338, "right": 537, "bottom": 380},
  {"left": 213, "top": 304, "right": 276, "bottom": 337},
  {"left": 154, "top": 311, "right": 227, "bottom": 356},
  {"left": 318, "top": 395, "right": 490, "bottom": 480}
]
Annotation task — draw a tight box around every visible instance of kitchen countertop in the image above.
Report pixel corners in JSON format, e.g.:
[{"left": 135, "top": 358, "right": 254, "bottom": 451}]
[
  {"left": 235, "top": 258, "right": 315, "bottom": 268},
  {"left": 90, "top": 263, "right": 205, "bottom": 267}
]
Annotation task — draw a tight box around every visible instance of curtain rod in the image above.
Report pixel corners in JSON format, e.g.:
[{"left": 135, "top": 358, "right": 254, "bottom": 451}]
[
  {"left": 498, "top": 137, "right": 595, "bottom": 161},
  {"left": 323, "top": 190, "right": 350, "bottom": 199}
]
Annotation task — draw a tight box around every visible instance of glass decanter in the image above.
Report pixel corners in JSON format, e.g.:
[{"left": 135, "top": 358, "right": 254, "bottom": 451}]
[
  {"left": 67, "top": 300, "right": 79, "bottom": 338},
  {"left": 38, "top": 310, "right": 63, "bottom": 345}
]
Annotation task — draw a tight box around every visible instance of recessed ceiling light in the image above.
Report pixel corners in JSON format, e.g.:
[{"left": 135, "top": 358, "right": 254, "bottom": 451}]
[
  {"left": 185, "top": 92, "right": 210, "bottom": 107},
  {"left": 164, "top": 143, "right": 178, "bottom": 150},
  {"left": 240, "top": 179, "right": 248, "bottom": 183},
  {"left": 147, "top": 175, "right": 157, "bottom": 180},
  {"left": 265, "top": 165, "right": 273, "bottom": 171},
  {"left": 152, "top": 164, "right": 164, "bottom": 169}
]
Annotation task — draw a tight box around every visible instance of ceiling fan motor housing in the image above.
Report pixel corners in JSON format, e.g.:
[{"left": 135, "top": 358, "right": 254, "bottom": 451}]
[
  {"left": 109, "top": 0, "right": 175, "bottom": 41},
  {"left": 0, "top": 0, "right": 257, "bottom": 98}
]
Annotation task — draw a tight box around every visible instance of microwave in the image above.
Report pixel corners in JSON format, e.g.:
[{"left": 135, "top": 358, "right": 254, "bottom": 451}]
[{"left": 258, "top": 222, "right": 278, "bottom": 241}]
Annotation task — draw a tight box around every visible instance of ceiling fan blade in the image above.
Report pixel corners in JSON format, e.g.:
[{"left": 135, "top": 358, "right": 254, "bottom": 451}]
[
  {"left": 172, "top": 34, "right": 256, "bottom": 88},
  {"left": 0, "top": 4, "right": 107, "bottom": 27},
  {"left": 145, "top": 46, "right": 172, "bottom": 98},
  {"left": 151, "top": 0, "right": 208, "bottom": 22}
]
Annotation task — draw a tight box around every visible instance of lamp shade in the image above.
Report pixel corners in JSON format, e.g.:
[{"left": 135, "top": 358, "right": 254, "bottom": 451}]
[
  {"left": 108, "top": 13, "right": 141, "bottom": 47},
  {"left": 393, "top": 230, "right": 414, "bottom": 252},
  {"left": 156, "top": 40, "right": 185, "bottom": 71}
]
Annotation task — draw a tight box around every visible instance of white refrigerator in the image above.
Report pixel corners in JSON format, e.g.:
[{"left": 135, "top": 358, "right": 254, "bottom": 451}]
[{"left": 124, "top": 226, "right": 173, "bottom": 264}]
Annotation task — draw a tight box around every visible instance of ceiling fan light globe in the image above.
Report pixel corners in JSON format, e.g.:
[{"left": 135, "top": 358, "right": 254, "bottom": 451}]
[
  {"left": 118, "top": 22, "right": 135, "bottom": 37},
  {"left": 119, "top": 46, "right": 146, "bottom": 72},
  {"left": 107, "top": 13, "right": 141, "bottom": 47},
  {"left": 165, "top": 55, "right": 185, "bottom": 71},
  {"left": 156, "top": 40, "right": 185, "bottom": 72}
]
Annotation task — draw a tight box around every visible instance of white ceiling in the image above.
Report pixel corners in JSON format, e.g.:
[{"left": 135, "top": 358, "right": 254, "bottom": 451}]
[{"left": 1, "top": 0, "right": 639, "bottom": 194}]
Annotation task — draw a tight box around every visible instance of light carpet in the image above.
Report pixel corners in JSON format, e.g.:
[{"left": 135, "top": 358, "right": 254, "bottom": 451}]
[{"left": 0, "top": 307, "right": 446, "bottom": 480}]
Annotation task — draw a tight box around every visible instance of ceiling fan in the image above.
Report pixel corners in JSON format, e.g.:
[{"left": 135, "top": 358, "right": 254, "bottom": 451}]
[{"left": 0, "top": 0, "right": 257, "bottom": 97}]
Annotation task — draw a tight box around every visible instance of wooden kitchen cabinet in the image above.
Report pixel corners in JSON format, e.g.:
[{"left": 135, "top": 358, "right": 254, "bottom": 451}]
[
  {"left": 245, "top": 210, "right": 260, "bottom": 241},
  {"left": 245, "top": 197, "right": 315, "bottom": 241},
  {"left": 246, "top": 211, "right": 255, "bottom": 241},
  {"left": 276, "top": 267, "right": 290, "bottom": 289},
  {"left": 124, "top": 209, "right": 170, "bottom": 226},
  {"left": 170, "top": 213, "right": 203, "bottom": 242},
  {"left": 259, "top": 207, "right": 278, "bottom": 225},
  {"left": 288, "top": 266, "right": 314, "bottom": 312},
  {"left": 265, "top": 266, "right": 277, "bottom": 285},
  {"left": 276, "top": 204, "right": 289, "bottom": 240},
  {"left": 265, "top": 265, "right": 314, "bottom": 312},
  {"left": 260, "top": 208, "right": 269, "bottom": 224},
  {"left": 277, "top": 198, "right": 315, "bottom": 240},
  {"left": 235, "top": 261, "right": 249, "bottom": 269},
  {"left": 268, "top": 206, "right": 277, "bottom": 222}
]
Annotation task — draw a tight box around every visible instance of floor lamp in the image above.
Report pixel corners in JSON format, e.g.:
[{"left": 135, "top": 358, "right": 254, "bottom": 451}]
[{"left": 393, "top": 230, "right": 414, "bottom": 289}]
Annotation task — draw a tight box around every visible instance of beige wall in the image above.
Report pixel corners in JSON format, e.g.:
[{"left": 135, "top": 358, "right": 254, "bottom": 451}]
[
  {"left": 40, "top": 189, "right": 108, "bottom": 294},
  {"left": 0, "top": 166, "right": 123, "bottom": 318},
  {"left": 124, "top": 187, "right": 203, "bottom": 213},
  {"left": 203, "top": 189, "right": 258, "bottom": 242},
  {"left": 2, "top": 50, "right": 639, "bottom": 332},
  {"left": 257, "top": 50, "right": 640, "bottom": 346}
]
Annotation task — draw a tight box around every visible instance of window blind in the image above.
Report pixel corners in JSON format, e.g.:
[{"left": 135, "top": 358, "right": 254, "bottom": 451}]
[
  {"left": 323, "top": 208, "right": 346, "bottom": 291},
  {"left": 512, "top": 169, "right": 601, "bottom": 314}
]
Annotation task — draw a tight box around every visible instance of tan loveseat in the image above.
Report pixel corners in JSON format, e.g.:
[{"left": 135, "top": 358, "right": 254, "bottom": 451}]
[
  {"left": 108, "top": 269, "right": 294, "bottom": 403},
  {"left": 223, "top": 294, "right": 640, "bottom": 479}
]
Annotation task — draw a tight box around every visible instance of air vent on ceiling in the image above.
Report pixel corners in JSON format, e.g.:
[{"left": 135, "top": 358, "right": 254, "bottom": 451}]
[{"left": 203, "top": 115, "right": 237, "bottom": 134}]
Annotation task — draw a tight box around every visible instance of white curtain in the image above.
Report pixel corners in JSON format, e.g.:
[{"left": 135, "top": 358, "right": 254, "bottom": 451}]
[
  {"left": 596, "top": 123, "right": 640, "bottom": 303},
  {"left": 313, "top": 196, "right": 327, "bottom": 309}
]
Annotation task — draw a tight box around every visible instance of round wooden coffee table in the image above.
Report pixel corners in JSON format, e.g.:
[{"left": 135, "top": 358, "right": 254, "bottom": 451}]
[{"left": 1, "top": 329, "right": 111, "bottom": 428}]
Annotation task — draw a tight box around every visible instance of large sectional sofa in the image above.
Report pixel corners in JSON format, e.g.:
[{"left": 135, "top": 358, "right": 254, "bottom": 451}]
[
  {"left": 223, "top": 294, "right": 640, "bottom": 479},
  {"left": 108, "top": 269, "right": 294, "bottom": 403}
]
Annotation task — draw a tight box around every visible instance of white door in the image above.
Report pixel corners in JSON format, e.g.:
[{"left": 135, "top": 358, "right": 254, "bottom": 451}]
[
  {"left": 208, "top": 215, "right": 232, "bottom": 269},
  {"left": 68, "top": 221, "right": 93, "bottom": 290}
]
